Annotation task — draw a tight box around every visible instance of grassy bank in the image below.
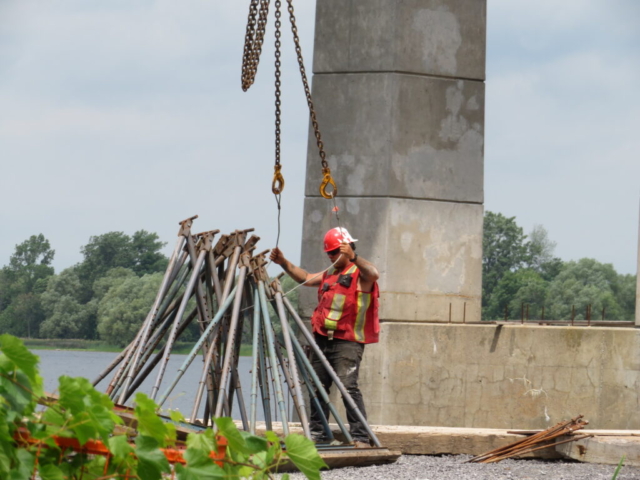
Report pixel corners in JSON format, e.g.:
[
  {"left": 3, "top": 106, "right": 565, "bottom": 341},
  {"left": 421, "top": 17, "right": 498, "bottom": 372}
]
[{"left": 21, "top": 338, "right": 253, "bottom": 356}]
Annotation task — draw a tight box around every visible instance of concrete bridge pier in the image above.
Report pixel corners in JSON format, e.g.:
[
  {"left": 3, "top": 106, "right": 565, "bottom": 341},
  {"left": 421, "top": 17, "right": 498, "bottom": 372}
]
[{"left": 299, "top": 0, "right": 487, "bottom": 426}]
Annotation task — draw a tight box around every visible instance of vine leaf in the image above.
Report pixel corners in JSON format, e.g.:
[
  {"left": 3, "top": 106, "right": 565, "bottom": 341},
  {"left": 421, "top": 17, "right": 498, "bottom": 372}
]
[
  {"left": 135, "top": 435, "right": 170, "bottom": 480},
  {"left": 134, "top": 393, "right": 171, "bottom": 447},
  {"left": 284, "top": 434, "right": 327, "bottom": 480},
  {"left": 0, "top": 335, "right": 39, "bottom": 385}
]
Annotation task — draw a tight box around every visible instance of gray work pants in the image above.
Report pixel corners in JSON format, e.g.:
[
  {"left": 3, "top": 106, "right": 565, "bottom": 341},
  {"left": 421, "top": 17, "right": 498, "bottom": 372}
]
[{"left": 309, "top": 333, "right": 369, "bottom": 443}]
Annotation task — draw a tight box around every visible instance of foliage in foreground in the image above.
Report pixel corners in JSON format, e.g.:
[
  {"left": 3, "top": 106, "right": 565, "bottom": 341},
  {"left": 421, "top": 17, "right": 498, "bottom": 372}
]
[{"left": 0, "top": 334, "right": 326, "bottom": 479}]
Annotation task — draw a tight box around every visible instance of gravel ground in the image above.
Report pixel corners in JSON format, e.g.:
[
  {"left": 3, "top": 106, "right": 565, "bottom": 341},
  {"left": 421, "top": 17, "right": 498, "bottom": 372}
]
[{"left": 285, "top": 455, "right": 640, "bottom": 479}]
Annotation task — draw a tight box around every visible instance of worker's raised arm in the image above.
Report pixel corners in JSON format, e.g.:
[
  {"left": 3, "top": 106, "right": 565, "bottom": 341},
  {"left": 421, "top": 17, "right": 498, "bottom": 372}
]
[
  {"left": 338, "top": 242, "right": 379, "bottom": 289},
  {"left": 270, "top": 248, "right": 322, "bottom": 287}
]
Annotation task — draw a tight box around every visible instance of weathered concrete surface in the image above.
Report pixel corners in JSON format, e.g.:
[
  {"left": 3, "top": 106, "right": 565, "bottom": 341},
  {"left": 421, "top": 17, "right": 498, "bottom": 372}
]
[
  {"left": 301, "top": 0, "right": 486, "bottom": 322},
  {"left": 299, "top": 197, "right": 483, "bottom": 322},
  {"left": 303, "top": 74, "right": 485, "bottom": 203},
  {"left": 325, "top": 324, "right": 640, "bottom": 430},
  {"left": 300, "top": 0, "right": 489, "bottom": 432},
  {"left": 557, "top": 435, "right": 640, "bottom": 467},
  {"left": 313, "top": 0, "right": 486, "bottom": 80}
]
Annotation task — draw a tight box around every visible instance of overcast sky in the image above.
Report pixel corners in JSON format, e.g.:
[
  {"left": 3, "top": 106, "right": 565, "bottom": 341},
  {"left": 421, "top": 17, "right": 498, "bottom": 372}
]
[{"left": 1, "top": 1, "right": 639, "bottom": 275}]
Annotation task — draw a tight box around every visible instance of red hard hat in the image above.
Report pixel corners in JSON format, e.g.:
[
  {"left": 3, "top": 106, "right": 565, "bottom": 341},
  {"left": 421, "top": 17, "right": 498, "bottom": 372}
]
[{"left": 323, "top": 227, "right": 358, "bottom": 252}]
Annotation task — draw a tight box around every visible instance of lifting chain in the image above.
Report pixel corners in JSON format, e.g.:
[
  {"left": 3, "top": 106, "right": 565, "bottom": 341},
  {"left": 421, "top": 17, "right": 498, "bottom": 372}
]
[
  {"left": 285, "top": 0, "right": 336, "bottom": 199},
  {"left": 241, "top": 0, "right": 270, "bottom": 92},
  {"left": 272, "top": 0, "right": 284, "bottom": 195},
  {"left": 241, "top": 0, "right": 337, "bottom": 200}
]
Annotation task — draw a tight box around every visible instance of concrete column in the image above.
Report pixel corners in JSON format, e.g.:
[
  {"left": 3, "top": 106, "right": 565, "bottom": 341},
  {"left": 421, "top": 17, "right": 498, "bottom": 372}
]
[
  {"left": 636, "top": 199, "right": 640, "bottom": 326},
  {"left": 299, "top": 0, "right": 486, "bottom": 425}
]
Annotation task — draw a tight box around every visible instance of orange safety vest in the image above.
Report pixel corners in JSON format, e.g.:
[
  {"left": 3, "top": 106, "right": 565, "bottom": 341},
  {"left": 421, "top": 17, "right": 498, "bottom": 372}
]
[{"left": 311, "top": 263, "right": 380, "bottom": 344}]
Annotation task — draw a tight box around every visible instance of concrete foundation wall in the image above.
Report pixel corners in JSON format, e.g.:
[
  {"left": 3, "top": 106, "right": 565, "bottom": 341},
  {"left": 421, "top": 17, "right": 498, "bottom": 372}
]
[{"left": 353, "top": 323, "right": 640, "bottom": 430}]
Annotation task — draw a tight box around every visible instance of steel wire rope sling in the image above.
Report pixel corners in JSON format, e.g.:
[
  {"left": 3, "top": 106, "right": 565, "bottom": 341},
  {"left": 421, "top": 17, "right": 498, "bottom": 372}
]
[{"left": 240, "top": 0, "right": 341, "bottom": 244}]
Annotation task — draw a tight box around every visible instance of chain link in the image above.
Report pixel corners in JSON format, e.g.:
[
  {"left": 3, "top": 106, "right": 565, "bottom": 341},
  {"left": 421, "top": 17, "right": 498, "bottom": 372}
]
[
  {"left": 241, "top": 0, "right": 270, "bottom": 92},
  {"left": 241, "top": 0, "right": 335, "bottom": 196},
  {"left": 274, "top": 0, "right": 282, "bottom": 168},
  {"left": 285, "top": 0, "right": 328, "bottom": 170}
]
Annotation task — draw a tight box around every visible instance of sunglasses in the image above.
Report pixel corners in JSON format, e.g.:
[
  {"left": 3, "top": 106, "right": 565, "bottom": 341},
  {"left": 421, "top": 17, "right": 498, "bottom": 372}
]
[{"left": 326, "top": 248, "right": 341, "bottom": 256}]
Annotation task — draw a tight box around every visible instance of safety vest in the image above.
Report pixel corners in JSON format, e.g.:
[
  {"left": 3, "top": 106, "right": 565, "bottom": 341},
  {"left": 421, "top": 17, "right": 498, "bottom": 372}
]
[{"left": 311, "top": 263, "right": 380, "bottom": 344}]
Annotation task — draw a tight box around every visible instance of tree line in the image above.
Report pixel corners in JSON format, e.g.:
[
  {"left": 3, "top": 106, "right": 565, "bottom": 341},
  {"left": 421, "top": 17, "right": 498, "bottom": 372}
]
[
  {"left": 482, "top": 211, "right": 636, "bottom": 321},
  {"left": 0, "top": 230, "right": 299, "bottom": 346},
  {"left": 0, "top": 215, "right": 636, "bottom": 345},
  {"left": 0, "top": 231, "right": 173, "bottom": 345}
]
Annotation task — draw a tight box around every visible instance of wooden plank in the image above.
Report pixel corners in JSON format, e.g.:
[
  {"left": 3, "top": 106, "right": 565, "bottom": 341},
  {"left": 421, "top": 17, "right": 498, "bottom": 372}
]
[
  {"left": 556, "top": 436, "right": 640, "bottom": 466},
  {"left": 278, "top": 448, "right": 401, "bottom": 472}
]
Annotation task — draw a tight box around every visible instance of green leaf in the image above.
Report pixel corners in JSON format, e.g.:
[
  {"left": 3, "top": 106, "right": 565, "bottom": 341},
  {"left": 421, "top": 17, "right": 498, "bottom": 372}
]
[
  {"left": 186, "top": 430, "right": 216, "bottom": 452},
  {"left": 58, "top": 376, "right": 86, "bottom": 413},
  {"left": 134, "top": 393, "right": 168, "bottom": 446},
  {"left": 10, "top": 448, "right": 34, "bottom": 480},
  {"left": 214, "top": 417, "right": 247, "bottom": 454},
  {"left": 38, "top": 464, "right": 65, "bottom": 480},
  {"left": 169, "top": 409, "right": 186, "bottom": 423},
  {"left": 0, "top": 372, "right": 33, "bottom": 415},
  {"left": 237, "top": 465, "right": 254, "bottom": 477},
  {"left": 281, "top": 474, "right": 290, "bottom": 480},
  {"left": 108, "top": 435, "right": 134, "bottom": 461},
  {"left": 284, "top": 434, "right": 327, "bottom": 480},
  {"left": 135, "top": 435, "right": 170, "bottom": 480},
  {"left": 41, "top": 408, "right": 67, "bottom": 429},
  {"left": 265, "top": 430, "right": 280, "bottom": 445},
  {"left": 243, "top": 433, "right": 268, "bottom": 454},
  {"left": 0, "top": 335, "right": 39, "bottom": 384},
  {"left": 177, "top": 448, "right": 227, "bottom": 479}
]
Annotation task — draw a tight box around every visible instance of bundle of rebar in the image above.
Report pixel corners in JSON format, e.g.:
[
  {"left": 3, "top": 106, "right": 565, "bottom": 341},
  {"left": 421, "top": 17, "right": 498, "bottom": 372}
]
[
  {"left": 467, "top": 415, "right": 591, "bottom": 463},
  {"left": 92, "top": 215, "right": 382, "bottom": 448}
]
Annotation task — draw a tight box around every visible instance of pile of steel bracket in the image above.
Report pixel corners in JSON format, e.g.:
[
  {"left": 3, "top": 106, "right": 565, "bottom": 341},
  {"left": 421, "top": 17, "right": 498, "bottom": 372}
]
[
  {"left": 92, "top": 215, "right": 382, "bottom": 449},
  {"left": 467, "top": 415, "right": 591, "bottom": 463}
]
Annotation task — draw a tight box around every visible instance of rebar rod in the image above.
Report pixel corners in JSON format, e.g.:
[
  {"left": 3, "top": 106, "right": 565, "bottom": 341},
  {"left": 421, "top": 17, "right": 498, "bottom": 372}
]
[
  {"left": 92, "top": 338, "right": 135, "bottom": 386},
  {"left": 214, "top": 265, "right": 248, "bottom": 418},
  {"left": 274, "top": 291, "right": 310, "bottom": 438},
  {"left": 287, "top": 320, "right": 352, "bottom": 443},
  {"left": 257, "top": 324, "right": 272, "bottom": 431},
  {"left": 106, "top": 257, "right": 192, "bottom": 397},
  {"left": 113, "top": 263, "right": 195, "bottom": 401},
  {"left": 249, "top": 288, "right": 261, "bottom": 434},
  {"left": 282, "top": 295, "right": 380, "bottom": 447},
  {"left": 190, "top": 323, "right": 223, "bottom": 422},
  {"left": 109, "top": 306, "right": 180, "bottom": 402},
  {"left": 296, "top": 353, "right": 334, "bottom": 441},
  {"left": 221, "top": 245, "right": 241, "bottom": 302},
  {"left": 118, "top": 239, "right": 187, "bottom": 403},
  {"left": 150, "top": 248, "right": 207, "bottom": 400},
  {"left": 258, "top": 281, "right": 289, "bottom": 435},
  {"left": 156, "top": 284, "right": 239, "bottom": 407},
  {"left": 122, "top": 308, "right": 198, "bottom": 402},
  {"left": 228, "top": 309, "right": 249, "bottom": 430},
  {"left": 232, "top": 366, "right": 249, "bottom": 430}
]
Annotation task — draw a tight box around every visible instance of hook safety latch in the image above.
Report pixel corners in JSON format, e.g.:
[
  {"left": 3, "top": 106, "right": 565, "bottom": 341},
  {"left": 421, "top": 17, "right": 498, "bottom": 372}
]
[
  {"left": 319, "top": 167, "right": 337, "bottom": 199},
  {"left": 272, "top": 164, "right": 285, "bottom": 195}
]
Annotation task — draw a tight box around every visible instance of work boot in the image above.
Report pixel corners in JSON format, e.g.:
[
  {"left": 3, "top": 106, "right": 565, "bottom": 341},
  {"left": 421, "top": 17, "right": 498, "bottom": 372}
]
[
  {"left": 311, "top": 434, "right": 329, "bottom": 444},
  {"left": 353, "top": 440, "right": 371, "bottom": 449}
]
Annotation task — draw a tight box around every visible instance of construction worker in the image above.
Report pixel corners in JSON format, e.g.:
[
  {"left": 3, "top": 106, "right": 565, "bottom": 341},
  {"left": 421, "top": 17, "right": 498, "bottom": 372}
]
[{"left": 270, "top": 227, "right": 380, "bottom": 447}]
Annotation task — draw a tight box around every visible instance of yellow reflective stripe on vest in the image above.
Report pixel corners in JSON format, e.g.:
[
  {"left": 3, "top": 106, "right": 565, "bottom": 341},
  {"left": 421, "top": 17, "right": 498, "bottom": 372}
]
[
  {"left": 354, "top": 291, "right": 372, "bottom": 342},
  {"left": 324, "top": 319, "right": 338, "bottom": 331},
  {"left": 345, "top": 264, "right": 357, "bottom": 275},
  {"left": 324, "top": 293, "right": 346, "bottom": 330}
]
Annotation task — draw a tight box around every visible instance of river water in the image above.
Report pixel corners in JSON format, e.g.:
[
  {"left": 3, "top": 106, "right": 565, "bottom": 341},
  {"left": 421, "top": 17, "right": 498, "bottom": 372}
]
[{"left": 33, "top": 349, "right": 279, "bottom": 422}]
